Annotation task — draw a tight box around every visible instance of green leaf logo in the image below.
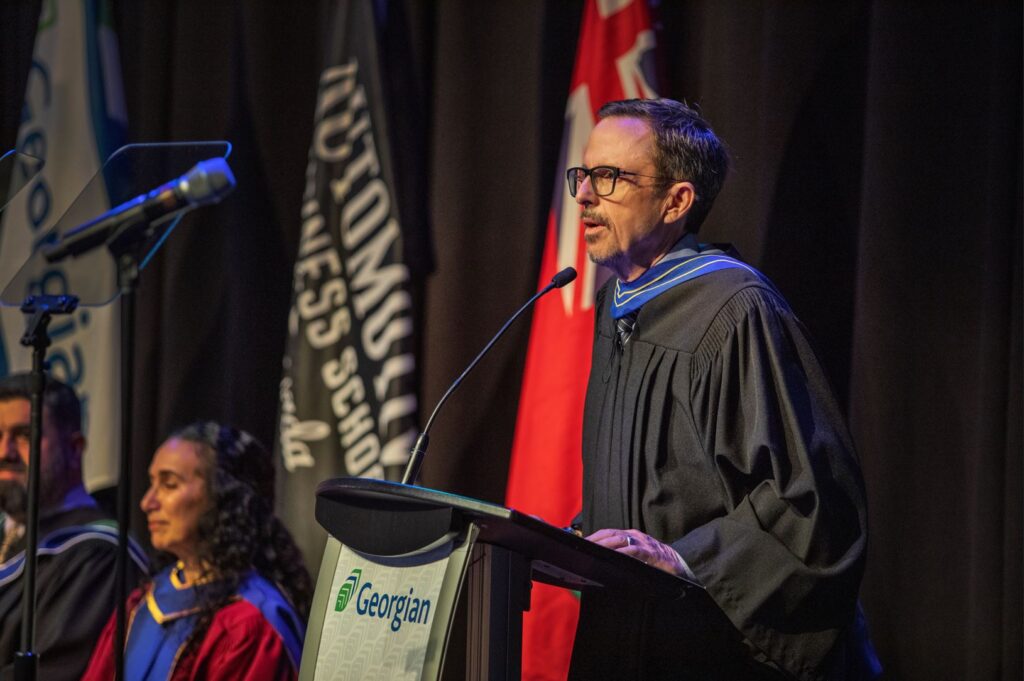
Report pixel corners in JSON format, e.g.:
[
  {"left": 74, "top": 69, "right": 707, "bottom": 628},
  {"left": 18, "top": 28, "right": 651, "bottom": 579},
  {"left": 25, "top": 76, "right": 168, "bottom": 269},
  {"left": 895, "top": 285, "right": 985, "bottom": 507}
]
[{"left": 335, "top": 568, "right": 362, "bottom": 612}]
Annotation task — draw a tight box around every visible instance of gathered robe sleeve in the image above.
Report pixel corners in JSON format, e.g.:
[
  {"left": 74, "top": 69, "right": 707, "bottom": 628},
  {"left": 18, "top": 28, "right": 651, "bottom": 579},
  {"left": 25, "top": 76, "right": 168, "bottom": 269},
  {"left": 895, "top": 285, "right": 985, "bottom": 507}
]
[
  {"left": 677, "top": 286, "right": 868, "bottom": 680},
  {"left": 191, "top": 600, "right": 299, "bottom": 681}
]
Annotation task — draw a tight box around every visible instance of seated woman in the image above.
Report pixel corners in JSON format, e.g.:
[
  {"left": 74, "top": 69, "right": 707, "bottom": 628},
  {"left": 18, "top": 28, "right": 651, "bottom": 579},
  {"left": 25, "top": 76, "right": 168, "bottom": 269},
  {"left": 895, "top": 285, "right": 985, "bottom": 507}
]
[{"left": 84, "top": 422, "right": 313, "bottom": 680}]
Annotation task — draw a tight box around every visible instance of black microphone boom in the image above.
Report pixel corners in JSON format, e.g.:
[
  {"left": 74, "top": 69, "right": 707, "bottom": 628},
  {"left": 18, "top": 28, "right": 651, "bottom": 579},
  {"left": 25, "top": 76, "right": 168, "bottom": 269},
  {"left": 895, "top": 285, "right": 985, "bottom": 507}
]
[
  {"left": 42, "top": 157, "right": 236, "bottom": 263},
  {"left": 401, "top": 266, "right": 577, "bottom": 485}
]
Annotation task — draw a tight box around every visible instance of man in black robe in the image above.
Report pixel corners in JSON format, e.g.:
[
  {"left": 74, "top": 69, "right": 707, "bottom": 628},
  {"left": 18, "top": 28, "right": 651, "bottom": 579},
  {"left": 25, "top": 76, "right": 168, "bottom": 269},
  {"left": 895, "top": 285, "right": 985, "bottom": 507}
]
[
  {"left": 566, "top": 99, "right": 879, "bottom": 680},
  {"left": 0, "top": 373, "right": 145, "bottom": 680}
]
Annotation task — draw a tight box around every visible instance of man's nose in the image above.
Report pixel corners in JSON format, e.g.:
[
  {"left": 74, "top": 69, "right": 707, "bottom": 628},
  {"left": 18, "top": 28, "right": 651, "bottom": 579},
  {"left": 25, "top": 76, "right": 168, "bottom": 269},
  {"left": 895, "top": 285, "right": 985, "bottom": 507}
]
[
  {"left": 1, "top": 436, "right": 20, "bottom": 461},
  {"left": 575, "top": 176, "right": 597, "bottom": 206}
]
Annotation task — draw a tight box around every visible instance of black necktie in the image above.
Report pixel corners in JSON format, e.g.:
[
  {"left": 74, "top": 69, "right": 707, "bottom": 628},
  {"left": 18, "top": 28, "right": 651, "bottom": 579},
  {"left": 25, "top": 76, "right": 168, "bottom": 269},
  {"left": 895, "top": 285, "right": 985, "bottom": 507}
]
[{"left": 616, "top": 310, "right": 638, "bottom": 350}]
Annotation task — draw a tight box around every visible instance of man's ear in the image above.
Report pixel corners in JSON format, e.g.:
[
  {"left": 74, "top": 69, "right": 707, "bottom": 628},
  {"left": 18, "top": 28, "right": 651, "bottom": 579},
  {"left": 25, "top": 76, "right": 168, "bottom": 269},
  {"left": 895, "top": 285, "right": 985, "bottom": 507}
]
[
  {"left": 663, "top": 181, "right": 696, "bottom": 225},
  {"left": 68, "top": 431, "right": 86, "bottom": 479}
]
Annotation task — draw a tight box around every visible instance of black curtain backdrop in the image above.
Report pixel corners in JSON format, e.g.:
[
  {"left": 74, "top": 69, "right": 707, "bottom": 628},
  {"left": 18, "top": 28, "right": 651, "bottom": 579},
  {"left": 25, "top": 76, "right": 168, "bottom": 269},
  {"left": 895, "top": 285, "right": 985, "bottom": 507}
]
[{"left": 1, "top": 1, "right": 1020, "bottom": 679}]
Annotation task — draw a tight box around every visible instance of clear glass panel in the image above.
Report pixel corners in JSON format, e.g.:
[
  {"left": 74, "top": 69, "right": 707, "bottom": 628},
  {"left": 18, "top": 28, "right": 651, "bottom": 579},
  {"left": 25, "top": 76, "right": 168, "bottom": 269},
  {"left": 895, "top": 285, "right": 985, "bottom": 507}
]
[
  {"left": 0, "top": 149, "right": 44, "bottom": 212},
  {"left": 1, "top": 142, "right": 231, "bottom": 307}
]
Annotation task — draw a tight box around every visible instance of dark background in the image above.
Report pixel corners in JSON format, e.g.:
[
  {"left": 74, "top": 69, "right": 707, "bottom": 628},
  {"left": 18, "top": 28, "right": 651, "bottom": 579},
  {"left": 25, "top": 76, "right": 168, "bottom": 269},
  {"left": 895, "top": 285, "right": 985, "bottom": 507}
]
[{"left": 1, "top": 1, "right": 1021, "bottom": 679}]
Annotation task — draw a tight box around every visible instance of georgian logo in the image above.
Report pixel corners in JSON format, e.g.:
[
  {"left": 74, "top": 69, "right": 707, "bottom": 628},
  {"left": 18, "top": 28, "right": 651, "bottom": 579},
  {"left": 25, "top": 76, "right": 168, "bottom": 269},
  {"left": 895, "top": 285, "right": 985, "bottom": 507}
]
[
  {"left": 335, "top": 568, "right": 362, "bottom": 611},
  {"left": 333, "top": 566, "right": 433, "bottom": 632}
]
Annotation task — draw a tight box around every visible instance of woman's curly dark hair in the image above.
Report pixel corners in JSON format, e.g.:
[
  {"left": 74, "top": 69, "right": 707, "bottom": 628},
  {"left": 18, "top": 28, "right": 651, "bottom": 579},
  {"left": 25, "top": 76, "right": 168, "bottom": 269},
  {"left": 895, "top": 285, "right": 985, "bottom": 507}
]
[{"left": 152, "top": 421, "right": 313, "bottom": 662}]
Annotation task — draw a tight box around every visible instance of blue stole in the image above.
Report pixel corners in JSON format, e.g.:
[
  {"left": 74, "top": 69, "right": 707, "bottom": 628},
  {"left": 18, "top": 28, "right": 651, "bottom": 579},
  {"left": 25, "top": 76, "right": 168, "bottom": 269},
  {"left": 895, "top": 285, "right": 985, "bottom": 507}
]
[
  {"left": 610, "top": 236, "right": 759, "bottom": 320},
  {"left": 0, "top": 521, "right": 147, "bottom": 586},
  {"left": 125, "top": 566, "right": 305, "bottom": 680}
]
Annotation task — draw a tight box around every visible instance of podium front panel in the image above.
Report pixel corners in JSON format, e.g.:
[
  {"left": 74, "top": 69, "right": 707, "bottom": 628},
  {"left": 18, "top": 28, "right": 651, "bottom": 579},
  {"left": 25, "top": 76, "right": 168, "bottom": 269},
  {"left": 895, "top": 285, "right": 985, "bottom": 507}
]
[{"left": 299, "top": 527, "right": 478, "bottom": 681}]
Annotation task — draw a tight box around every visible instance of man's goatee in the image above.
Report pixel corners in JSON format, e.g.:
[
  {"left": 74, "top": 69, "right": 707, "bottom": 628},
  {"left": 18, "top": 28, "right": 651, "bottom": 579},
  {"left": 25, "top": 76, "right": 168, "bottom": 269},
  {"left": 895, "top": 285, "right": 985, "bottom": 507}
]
[{"left": 0, "top": 480, "right": 27, "bottom": 523}]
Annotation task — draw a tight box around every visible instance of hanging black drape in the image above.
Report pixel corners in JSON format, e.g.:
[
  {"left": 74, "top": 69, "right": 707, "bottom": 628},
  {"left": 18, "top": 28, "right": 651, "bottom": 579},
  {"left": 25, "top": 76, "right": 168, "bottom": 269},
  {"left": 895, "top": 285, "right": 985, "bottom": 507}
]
[{"left": 1, "top": 1, "right": 1019, "bottom": 679}]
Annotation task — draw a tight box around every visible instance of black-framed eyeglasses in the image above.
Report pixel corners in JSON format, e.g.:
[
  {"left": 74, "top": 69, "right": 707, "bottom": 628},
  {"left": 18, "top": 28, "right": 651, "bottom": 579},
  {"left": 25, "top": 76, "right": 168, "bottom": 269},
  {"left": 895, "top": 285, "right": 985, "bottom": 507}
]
[{"left": 566, "top": 165, "right": 677, "bottom": 198}]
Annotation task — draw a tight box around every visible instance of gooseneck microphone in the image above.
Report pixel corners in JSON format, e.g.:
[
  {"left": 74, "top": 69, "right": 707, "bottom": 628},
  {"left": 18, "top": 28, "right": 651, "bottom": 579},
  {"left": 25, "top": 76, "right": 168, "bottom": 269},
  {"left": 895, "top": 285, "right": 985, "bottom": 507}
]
[
  {"left": 42, "top": 157, "right": 236, "bottom": 263},
  {"left": 401, "top": 266, "right": 578, "bottom": 485}
]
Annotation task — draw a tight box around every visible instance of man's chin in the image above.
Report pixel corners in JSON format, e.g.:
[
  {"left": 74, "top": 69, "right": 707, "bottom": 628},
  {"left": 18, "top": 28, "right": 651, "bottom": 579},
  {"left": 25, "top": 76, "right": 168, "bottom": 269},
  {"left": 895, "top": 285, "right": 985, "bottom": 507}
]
[
  {"left": 585, "top": 246, "right": 624, "bottom": 273},
  {"left": 584, "top": 241, "right": 612, "bottom": 263}
]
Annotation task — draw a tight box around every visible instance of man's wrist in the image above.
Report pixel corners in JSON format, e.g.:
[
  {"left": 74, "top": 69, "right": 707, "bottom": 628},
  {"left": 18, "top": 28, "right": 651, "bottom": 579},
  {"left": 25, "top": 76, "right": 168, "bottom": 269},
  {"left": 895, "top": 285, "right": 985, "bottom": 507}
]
[{"left": 671, "top": 548, "right": 699, "bottom": 583}]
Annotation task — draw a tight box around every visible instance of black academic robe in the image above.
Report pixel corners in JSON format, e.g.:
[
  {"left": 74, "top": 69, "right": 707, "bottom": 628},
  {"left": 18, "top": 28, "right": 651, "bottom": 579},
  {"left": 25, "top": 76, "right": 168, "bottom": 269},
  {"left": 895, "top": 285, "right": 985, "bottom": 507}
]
[
  {"left": 0, "top": 506, "right": 145, "bottom": 681},
  {"left": 571, "top": 266, "right": 874, "bottom": 681}
]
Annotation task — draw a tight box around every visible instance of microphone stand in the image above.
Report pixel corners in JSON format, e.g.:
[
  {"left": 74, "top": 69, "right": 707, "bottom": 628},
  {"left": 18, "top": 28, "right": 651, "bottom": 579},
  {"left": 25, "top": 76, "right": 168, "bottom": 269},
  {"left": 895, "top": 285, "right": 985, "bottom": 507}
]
[
  {"left": 11, "top": 233, "right": 141, "bottom": 681},
  {"left": 20, "top": 222, "right": 166, "bottom": 681},
  {"left": 108, "top": 224, "right": 145, "bottom": 681},
  {"left": 14, "top": 294, "right": 79, "bottom": 681},
  {"left": 401, "top": 268, "right": 576, "bottom": 486}
]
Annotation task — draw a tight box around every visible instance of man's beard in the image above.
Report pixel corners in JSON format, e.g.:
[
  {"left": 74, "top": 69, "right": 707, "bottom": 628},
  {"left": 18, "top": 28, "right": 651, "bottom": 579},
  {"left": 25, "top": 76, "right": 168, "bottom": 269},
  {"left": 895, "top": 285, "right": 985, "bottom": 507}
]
[
  {"left": 0, "top": 479, "right": 27, "bottom": 523},
  {"left": 581, "top": 210, "right": 623, "bottom": 270}
]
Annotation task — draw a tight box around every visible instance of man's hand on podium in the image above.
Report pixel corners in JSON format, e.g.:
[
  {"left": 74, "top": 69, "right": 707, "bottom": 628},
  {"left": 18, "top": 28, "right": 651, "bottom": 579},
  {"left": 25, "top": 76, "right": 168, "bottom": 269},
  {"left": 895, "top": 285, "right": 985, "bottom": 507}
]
[{"left": 586, "top": 528, "right": 695, "bottom": 580}]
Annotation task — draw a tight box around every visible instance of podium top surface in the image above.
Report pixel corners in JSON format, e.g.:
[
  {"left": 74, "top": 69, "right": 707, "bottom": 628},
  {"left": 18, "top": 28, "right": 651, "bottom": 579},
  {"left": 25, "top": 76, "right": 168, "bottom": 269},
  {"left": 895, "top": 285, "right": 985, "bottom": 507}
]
[{"left": 315, "top": 477, "right": 700, "bottom": 602}]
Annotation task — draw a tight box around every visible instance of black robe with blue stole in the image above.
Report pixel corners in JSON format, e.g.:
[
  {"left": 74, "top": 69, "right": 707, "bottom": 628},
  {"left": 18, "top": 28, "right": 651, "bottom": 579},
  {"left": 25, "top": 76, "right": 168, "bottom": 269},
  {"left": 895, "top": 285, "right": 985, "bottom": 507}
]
[
  {"left": 0, "top": 505, "right": 147, "bottom": 681},
  {"left": 569, "top": 252, "right": 878, "bottom": 681}
]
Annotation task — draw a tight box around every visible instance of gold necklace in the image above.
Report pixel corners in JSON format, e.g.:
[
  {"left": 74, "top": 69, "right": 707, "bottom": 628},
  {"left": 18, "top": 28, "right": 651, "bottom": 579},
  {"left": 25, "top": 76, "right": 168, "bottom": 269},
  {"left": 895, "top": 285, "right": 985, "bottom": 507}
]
[{"left": 170, "top": 560, "right": 216, "bottom": 588}]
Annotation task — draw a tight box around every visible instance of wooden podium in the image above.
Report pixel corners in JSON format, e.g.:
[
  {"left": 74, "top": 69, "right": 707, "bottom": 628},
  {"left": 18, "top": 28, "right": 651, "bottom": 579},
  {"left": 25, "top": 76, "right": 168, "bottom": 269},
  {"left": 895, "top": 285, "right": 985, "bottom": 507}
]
[{"left": 298, "top": 478, "right": 707, "bottom": 681}]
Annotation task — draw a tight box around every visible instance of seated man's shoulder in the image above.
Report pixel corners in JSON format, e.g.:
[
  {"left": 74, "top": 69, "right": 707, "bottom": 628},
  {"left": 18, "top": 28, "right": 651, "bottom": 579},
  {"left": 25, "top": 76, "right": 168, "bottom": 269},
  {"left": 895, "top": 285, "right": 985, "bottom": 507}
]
[
  {"left": 45, "top": 511, "right": 119, "bottom": 553},
  {"left": 39, "top": 511, "right": 147, "bottom": 575}
]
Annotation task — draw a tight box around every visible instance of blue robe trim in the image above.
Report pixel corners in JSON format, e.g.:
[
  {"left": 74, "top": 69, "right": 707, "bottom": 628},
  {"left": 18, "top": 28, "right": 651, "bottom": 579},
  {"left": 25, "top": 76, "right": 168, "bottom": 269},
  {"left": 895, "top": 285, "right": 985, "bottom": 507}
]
[
  {"left": 125, "top": 566, "right": 305, "bottom": 680},
  {"left": 0, "top": 521, "right": 147, "bottom": 586},
  {"left": 611, "top": 252, "right": 759, "bottom": 320}
]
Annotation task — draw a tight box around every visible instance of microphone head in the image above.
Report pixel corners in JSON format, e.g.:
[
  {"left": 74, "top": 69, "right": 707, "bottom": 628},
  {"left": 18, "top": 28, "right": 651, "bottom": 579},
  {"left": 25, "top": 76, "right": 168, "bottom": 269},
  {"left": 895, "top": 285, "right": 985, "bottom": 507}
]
[
  {"left": 551, "top": 267, "right": 577, "bottom": 288},
  {"left": 180, "top": 157, "right": 237, "bottom": 206}
]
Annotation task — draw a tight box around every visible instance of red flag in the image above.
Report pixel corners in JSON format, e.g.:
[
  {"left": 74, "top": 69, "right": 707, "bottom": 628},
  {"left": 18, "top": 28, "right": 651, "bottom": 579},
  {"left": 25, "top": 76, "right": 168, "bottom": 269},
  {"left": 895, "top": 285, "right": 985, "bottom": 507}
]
[{"left": 505, "top": 1, "right": 660, "bottom": 678}]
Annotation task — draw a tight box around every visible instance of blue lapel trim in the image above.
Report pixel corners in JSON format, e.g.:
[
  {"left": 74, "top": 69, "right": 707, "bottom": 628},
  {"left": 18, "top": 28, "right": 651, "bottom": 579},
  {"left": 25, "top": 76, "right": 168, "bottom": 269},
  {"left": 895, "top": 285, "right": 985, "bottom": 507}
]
[
  {"left": 610, "top": 253, "right": 758, "bottom": 319},
  {"left": 0, "top": 522, "right": 148, "bottom": 586}
]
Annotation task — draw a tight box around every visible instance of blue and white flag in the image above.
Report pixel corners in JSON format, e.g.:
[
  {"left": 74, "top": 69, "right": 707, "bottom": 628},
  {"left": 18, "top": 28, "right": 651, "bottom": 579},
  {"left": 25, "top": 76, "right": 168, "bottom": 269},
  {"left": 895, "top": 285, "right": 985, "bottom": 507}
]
[{"left": 0, "top": 0, "right": 127, "bottom": 492}]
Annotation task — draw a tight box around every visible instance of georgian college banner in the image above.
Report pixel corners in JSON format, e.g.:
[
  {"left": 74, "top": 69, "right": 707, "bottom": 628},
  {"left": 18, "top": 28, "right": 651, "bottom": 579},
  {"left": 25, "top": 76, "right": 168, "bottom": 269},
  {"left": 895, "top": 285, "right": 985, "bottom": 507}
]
[
  {"left": 0, "top": 0, "right": 126, "bottom": 492},
  {"left": 505, "top": 0, "right": 660, "bottom": 678},
  {"left": 276, "top": 0, "right": 420, "bottom": 570}
]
